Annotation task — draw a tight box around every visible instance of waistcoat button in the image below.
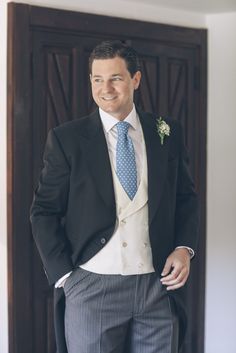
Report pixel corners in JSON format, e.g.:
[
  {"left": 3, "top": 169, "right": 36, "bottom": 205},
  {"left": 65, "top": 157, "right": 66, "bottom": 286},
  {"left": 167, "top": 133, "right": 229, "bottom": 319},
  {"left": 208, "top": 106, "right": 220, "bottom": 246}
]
[{"left": 100, "top": 237, "right": 106, "bottom": 245}]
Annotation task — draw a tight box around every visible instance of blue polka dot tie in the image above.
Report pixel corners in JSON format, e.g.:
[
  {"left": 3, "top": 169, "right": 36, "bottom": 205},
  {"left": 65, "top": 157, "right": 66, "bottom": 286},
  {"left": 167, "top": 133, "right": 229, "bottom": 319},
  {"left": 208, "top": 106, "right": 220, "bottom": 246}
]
[{"left": 116, "top": 121, "right": 137, "bottom": 200}]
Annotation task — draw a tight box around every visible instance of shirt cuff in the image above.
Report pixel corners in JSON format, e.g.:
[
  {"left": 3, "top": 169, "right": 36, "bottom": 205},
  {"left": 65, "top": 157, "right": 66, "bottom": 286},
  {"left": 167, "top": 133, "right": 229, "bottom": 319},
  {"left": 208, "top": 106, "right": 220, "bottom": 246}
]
[
  {"left": 55, "top": 271, "right": 72, "bottom": 288},
  {"left": 175, "top": 246, "right": 195, "bottom": 259}
]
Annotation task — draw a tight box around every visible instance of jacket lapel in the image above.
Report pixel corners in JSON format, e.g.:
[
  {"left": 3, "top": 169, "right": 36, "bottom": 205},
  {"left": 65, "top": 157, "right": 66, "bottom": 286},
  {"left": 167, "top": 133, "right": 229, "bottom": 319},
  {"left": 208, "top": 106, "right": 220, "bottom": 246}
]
[
  {"left": 81, "top": 110, "right": 116, "bottom": 210},
  {"left": 138, "top": 111, "right": 170, "bottom": 225}
]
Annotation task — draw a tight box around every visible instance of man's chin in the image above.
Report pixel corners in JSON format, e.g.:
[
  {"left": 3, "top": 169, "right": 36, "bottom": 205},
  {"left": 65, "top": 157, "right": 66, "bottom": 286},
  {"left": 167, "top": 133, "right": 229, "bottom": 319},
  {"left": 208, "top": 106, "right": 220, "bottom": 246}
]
[
  {"left": 100, "top": 103, "right": 117, "bottom": 112},
  {"left": 100, "top": 105, "right": 119, "bottom": 116}
]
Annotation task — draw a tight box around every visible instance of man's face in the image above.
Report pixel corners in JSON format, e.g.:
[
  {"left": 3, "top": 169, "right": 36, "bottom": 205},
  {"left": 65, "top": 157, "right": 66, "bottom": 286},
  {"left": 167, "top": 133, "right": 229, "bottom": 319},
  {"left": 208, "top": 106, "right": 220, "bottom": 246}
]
[{"left": 90, "top": 57, "right": 141, "bottom": 120}]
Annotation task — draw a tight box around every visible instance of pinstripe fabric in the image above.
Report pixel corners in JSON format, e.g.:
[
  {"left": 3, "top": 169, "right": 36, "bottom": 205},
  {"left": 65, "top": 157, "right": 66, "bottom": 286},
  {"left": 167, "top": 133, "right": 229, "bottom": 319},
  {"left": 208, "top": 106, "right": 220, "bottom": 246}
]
[{"left": 64, "top": 267, "right": 178, "bottom": 353}]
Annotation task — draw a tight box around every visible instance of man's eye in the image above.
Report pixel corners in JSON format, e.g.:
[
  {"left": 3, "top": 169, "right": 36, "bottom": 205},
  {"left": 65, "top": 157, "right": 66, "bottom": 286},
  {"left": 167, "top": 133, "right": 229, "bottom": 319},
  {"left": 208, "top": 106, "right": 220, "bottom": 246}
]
[
  {"left": 112, "top": 77, "right": 122, "bottom": 81},
  {"left": 93, "top": 78, "right": 102, "bottom": 85}
]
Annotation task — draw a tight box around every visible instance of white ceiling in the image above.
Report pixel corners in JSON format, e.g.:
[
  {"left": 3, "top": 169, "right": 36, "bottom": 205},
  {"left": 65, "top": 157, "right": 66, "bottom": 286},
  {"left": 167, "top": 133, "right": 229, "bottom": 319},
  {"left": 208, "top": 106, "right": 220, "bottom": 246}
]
[{"left": 127, "top": 0, "right": 236, "bottom": 14}]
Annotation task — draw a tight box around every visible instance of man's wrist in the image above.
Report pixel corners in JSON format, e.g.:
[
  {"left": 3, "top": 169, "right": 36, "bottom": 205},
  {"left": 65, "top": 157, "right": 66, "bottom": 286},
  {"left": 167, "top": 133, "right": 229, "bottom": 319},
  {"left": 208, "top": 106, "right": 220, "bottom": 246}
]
[{"left": 175, "top": 246, "right": 195, "bottom": 259}]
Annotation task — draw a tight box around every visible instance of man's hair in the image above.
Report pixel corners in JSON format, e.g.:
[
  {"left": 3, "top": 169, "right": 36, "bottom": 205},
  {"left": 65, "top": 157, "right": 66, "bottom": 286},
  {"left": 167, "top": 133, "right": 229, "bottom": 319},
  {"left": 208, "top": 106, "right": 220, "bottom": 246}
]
[{"left": 89, "top": 40, "right": 141, "bottom": 77}]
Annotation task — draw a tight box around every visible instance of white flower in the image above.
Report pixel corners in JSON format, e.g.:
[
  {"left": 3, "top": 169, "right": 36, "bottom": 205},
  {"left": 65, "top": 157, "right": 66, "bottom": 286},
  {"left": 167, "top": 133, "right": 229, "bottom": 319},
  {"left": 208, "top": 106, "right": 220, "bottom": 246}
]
[{"left": 156, "top": 117, "right": 170, "bottom": 145}]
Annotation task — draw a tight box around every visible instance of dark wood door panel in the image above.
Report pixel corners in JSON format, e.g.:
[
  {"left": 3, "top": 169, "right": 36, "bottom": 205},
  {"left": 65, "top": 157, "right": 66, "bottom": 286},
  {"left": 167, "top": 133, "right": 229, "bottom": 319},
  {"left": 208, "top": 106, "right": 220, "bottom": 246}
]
[
  {"left": 133, "top": 41, "right": 198, "bottom": 178},
  {"left": 8, "top": 4, "right": 207, "bottom": 353},
  {"left": 32, "top": 32, "right": 100, "bottom": 184},
  {"left": 32, "top": 31, "right": 202, "bottom": 353}
]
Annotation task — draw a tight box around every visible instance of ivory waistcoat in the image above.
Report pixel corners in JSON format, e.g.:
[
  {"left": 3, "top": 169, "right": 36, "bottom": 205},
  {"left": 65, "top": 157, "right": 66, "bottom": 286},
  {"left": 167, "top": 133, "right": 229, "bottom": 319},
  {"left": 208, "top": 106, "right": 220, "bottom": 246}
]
[{"left": 80, "top": 141, "right": 155, "bottom": 275}]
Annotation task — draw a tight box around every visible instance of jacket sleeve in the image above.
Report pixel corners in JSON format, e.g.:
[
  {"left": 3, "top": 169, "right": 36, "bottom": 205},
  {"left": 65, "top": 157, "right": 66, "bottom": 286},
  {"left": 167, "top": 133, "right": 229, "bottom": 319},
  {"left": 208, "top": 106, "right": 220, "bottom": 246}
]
[
  {"left": 174, "top": 122, "right": 199, "bottom": 251},
  {"left": 30, "top": 129, "right": 74, "bottom": 285}
]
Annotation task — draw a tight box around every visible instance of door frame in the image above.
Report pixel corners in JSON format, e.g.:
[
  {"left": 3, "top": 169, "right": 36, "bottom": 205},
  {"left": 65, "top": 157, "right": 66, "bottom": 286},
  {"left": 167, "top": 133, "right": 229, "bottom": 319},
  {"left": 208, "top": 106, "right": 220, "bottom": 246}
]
[{"left": 7, "top": 3, "right": 207, "bottom": 353}]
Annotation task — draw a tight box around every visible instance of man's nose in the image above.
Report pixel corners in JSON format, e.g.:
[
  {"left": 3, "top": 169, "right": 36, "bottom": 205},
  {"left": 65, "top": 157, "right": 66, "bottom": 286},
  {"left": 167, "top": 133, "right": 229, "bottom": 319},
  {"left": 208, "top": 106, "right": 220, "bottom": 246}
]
[{"left": 102, "top": 80, "right": 114, "bottom": 92}]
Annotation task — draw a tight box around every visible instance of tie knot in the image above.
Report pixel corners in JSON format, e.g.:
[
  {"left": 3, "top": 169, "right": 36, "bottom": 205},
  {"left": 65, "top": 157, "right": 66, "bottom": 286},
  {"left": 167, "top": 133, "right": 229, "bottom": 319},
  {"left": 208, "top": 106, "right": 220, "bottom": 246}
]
[{"left": 116, "top": 121, "right": 130, "bottom": 136}]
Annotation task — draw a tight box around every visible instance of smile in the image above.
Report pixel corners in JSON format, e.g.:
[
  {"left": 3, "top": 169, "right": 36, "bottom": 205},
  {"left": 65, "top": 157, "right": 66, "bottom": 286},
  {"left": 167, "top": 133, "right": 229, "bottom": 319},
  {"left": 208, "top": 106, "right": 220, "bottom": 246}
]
[{"left": 101, "top": 96, "right": 117, "bottom": 101}]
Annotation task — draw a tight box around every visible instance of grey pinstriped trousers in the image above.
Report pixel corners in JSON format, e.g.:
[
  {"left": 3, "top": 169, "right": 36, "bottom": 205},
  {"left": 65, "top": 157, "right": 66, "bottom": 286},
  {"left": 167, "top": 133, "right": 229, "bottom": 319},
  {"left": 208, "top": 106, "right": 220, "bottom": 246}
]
[{"left": 64, "top": 267, "right": 179, "bottom": 353}]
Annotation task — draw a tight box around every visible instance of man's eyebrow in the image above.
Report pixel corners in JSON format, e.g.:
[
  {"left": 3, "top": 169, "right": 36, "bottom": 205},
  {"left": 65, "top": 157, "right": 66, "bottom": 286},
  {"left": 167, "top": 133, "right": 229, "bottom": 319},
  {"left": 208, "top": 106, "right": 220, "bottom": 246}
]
[{"left": 91, "top": 73, "right": 123, "bottom": 77}]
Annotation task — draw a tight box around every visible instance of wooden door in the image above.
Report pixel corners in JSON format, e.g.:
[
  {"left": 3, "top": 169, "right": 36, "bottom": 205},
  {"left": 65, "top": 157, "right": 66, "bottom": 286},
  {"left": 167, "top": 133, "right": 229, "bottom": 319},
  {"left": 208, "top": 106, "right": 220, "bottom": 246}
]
[{"left": 8, "top": 3, "right": 207, "bottom": 353}]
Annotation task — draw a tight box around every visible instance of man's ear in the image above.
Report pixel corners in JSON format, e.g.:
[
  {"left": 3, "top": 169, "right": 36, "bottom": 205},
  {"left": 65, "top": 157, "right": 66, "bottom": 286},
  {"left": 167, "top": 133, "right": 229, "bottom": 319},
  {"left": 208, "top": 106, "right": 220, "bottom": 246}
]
[
  {"left": 133, "top": 71, "right": 141, "bottom": 90},
  {"left": 89, "top": 74, "right": 92, "bottom": 83}
]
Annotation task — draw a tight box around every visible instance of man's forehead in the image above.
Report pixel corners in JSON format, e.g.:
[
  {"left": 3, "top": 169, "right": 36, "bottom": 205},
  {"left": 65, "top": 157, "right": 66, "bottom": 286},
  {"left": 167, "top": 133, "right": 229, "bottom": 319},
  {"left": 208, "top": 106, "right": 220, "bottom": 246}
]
[{"left": 91, "top": 57, "right": 127, "bottom": 72}]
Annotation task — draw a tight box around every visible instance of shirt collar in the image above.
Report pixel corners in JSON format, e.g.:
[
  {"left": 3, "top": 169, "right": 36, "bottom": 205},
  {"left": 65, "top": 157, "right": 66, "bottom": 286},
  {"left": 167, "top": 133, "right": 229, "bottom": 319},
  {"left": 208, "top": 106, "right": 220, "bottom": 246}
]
[{"left": 99, "top": 105, "right": 138, "bottom": 133}]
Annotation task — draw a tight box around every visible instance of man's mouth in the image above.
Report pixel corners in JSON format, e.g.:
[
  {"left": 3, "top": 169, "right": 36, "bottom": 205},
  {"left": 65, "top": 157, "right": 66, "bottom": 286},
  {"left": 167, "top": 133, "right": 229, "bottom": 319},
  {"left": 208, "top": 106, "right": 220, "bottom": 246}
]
[{"left": 101, "top": 96, "right": 117, "bottom": 101}]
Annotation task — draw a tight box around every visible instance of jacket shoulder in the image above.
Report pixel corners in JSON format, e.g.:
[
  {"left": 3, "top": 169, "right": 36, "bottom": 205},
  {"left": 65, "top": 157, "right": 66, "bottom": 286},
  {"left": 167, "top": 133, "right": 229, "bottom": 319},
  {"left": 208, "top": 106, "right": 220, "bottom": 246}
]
[
  {"left": 50, "top": 110, "right": 100, "bottom": 143},
  {"left": 53, "top": 113, "right": 95, "bottom": 134}
]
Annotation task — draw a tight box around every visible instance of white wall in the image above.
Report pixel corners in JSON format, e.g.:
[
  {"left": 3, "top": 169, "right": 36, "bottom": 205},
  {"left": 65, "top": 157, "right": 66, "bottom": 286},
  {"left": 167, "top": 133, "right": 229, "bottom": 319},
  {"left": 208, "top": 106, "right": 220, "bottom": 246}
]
[
  {"left": 1, "top": 1, "right": 236, "bottom": 353},
  {"left": 205, "top": 12, "right": 236, "bottom": 353},
  {"left": 4, "top": 0, "right": 206, "bottom": 27}
]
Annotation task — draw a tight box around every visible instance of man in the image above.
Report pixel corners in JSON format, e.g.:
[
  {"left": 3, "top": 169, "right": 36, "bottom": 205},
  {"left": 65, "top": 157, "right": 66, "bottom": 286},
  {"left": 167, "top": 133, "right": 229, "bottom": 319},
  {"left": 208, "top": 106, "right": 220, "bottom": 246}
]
[{"left": 30, "top": 40, "right": 199, "bottom": 353}]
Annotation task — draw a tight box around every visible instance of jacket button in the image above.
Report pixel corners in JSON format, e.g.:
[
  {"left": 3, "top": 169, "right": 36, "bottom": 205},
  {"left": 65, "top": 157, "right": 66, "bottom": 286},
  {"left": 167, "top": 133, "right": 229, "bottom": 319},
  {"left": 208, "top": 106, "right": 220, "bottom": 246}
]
[{"left": 100, "top": 237, "right": 106, "bottom": 245}]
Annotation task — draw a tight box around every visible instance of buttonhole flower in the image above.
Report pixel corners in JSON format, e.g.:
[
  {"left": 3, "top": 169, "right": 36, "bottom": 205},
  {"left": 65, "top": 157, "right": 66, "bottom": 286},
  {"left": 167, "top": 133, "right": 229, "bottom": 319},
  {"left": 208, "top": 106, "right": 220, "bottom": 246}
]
[{"left": 156, "top": 117, "right": 170, "bottom": 145}]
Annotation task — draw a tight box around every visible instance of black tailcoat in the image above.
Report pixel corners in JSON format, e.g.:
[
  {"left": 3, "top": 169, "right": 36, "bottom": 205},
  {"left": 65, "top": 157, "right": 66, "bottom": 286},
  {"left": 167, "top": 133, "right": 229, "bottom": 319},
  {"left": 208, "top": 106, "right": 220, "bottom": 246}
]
[{"left": 30, "top": 109, "right": 199, "bottom": 353}]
